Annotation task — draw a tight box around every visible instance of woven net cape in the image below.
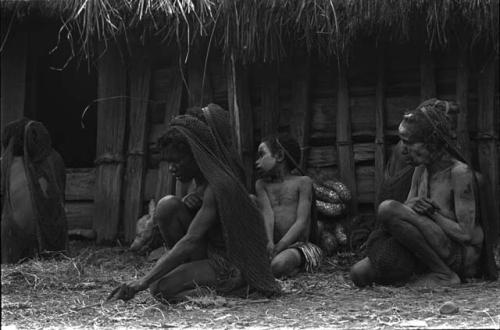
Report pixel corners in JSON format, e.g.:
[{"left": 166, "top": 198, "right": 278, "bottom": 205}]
[
  {"left": 1, "top": 118, "right": 67, "bottom": 258},
  {"left": 201, "top": 104, "right": 247, "bottom": 185},
  {"left": 168, "top": 115, "right": 280, "bottom": 295}
]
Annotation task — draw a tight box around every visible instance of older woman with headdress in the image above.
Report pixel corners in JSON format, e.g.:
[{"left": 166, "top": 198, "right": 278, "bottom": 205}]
[{"left": 350, "top": 99, "right": 497, "bottom": 288}]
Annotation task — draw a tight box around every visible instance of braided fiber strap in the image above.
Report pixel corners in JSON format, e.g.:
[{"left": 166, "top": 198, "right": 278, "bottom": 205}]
[{"left": 169, "top": 115, "right": 280, "bottom": 295}]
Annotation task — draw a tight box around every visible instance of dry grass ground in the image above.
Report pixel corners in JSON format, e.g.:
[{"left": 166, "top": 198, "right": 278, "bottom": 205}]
[{"left": 2, "top": 241, "right": 499, "bottom": 329}]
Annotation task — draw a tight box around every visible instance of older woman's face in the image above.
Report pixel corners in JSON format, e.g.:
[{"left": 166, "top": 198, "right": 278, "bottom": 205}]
[{"left": 398, "top": 122, "right": 433, "bottom": 166}]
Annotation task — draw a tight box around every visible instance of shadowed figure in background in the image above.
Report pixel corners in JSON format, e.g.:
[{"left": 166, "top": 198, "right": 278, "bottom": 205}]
[
  {"left": 350, "top": 99, "right": 498, "bottom": 288},
  {"left": 108, "top": 115, "right": 279, "bottom": 303},
  {"left": 255, "top": 133, "right": 322, "bottom": 278},
  {"left": 1, "top": 118, "right": 67, "bottom": 263}
]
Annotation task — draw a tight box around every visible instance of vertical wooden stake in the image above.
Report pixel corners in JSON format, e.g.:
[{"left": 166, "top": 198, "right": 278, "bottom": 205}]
[
  {"left": 260, "top": 63, "right": 280, "bottom": 138},
  {"left": 420, "top": 48, "right": 436, "bottom": 101},
  {"left": 187, "top": 43, "right": 213, "bottom": 107},
  {"left": 455, "top": 47, "right": 471, "bottom": 163},
  {"left": 290, "top": 54, "right": 312, "bottom": 170},
  {"left": 374, "top": 47, "right": 386, "bottom": 206},
  {"left": 155, "top": 64, "right": 183, "bottom": 202},
  {"left": 93, "top": 44, "right": 127, "bottom": 244},
  {"left": 227, "top": 54, "right": 254, "bottom": 190},
  {"left": 1, "top": 31, "right": 27, "bottom": 137},
  {"left": 123, "top": 52, "right": 151, "bottom": 243},
  {"left": 336, "top": 60, "right": 358, "bottom": 214},
  {"left": 477, "top": 58, "right": 499, "bottom": 220}
]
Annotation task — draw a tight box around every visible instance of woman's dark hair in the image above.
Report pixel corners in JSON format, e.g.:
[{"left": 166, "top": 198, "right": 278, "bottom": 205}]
[
  {"left": 157, "top": 127, "right": 191, "bottom": 160},
  {"left": 262, "top": 133, "right": 301, "bottom": 170}
]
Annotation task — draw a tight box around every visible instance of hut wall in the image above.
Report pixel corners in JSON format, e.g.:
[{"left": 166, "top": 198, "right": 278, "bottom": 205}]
[
  {"left": 22, "top": 41, "right": 496, "bottom": 241},
  {"left": 136, "top": 41, "right": 499, "bottom": 233}
]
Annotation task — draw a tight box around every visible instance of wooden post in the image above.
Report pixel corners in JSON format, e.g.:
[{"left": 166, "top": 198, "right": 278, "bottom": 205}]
[
  {"left": 123, "top": 52, "right": 151, "bottom": 243},
  {"left": 289, "top": 54, "right": 312, "bottom": 170},
  {"left": 1, "top": 31, "right": 27, "bottom": 136},
  {"left": 374, "top": 47, "right": 386, "bottom": 204},
  {"left": 420, "top": 48, "right": 436, "bottom": 101},
  {"left": 477, "top": 58, "right": 499, "bottom": 218},
  {"left": 260, "top": 63, "right": 280, "bottom": 138},
  {"left": 336, "top": 60, "right": 358, "bottom": 214},
  {"left": 227, "top": 54, "right": 254, "bottom": 190},
  {"left": 93, "top": 44, "right": 127, "bottom": 244},
  {"left": 155, "top": 65, "right": 184, "bottom": 202},
  {"left": 187, "top": 44, "right": 213, "bottom": 107},
  {"left": 455, "top": 47, "right": 471, "bottom": 163}
]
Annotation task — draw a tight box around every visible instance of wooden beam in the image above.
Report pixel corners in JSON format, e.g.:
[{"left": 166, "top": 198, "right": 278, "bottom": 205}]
[
  {"left": 93, "top": 44, "right": 127, "bottom": 244},
  {"left": 455, "top": 47, "right": 471, "bottom": 163},
  {"left": 155, "top": 65, "right": 183, "bottom": 202},
  {"left": 336, "top": 60, "right": 358, "bottom": 214},
  {"left": 1, "top": 31, "right": 27, "bottom": 136},
  {"left": 477, "top": 58, "right": 499, "bottom": 220},
  {"left": 260, "top": 63, "right": 280, "bottom": 138},
  {"left": 123, "top": 52, "right": 151, "bottom": 243},
  {"left": 289, "top": 54, "right": 312, "bottom": 170},
  {"left": 420, "top": 49, "right": 436, "bottom": 101},
  {"left": 374, "top": 47, "right": 386, "bottom": 205},
  {"left": 187, "top": 44, "right": 213, "bottom": 107},
  {"left": 227, "top": 54, "right": 254, "bottom": 190}
]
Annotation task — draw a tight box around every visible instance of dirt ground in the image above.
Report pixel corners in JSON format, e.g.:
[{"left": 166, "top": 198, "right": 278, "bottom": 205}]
[{"left": 2, "top": 240, "right": 499, "bottom": 329}]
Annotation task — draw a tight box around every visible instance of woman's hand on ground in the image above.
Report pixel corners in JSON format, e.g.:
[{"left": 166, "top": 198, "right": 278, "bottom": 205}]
[{"left": 107, "top": 280, "right": 147, "bottom": 302}]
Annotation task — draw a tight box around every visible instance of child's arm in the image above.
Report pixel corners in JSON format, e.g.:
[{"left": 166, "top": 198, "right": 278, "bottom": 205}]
[
  {"left": 274, "top": 176, "right": 313, "bottom": 254},
  {"left": 255, "top": 179, "right": 275, "bottom": 253}
]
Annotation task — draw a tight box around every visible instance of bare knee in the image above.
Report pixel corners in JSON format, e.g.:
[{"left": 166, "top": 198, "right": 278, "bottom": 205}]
[
  {"left": 271, "top": 249, "right": 302, "bottom": 278},
  {"left": 378, "top": 200, "right": 403, "bottom": 228},
  {"left": 350, "top": 257, "right": 376, "bottom": 287},
  {"left": 154, "top": 195, "right": 183, "bottom": 226}
]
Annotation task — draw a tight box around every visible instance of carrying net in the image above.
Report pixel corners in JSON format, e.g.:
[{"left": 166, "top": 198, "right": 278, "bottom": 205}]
[
  {"left": 1, "top": 118, "right": 67, "bottom": 260},
  {"left": 168, "top": 115, "right": 280, "bottom": 295}
]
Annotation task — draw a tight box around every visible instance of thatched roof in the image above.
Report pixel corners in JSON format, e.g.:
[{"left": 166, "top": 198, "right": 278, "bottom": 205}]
[{"left": 1, "top": 0, "right": 499, "bottom": 62}]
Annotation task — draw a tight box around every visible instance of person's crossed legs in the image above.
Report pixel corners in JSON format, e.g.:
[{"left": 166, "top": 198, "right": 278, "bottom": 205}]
[
  {"left": 378, "top": 200, "right": 460, "bottom": 286},
  {"left": 271, "top": 248, "right": 303, "bottom": 278}
]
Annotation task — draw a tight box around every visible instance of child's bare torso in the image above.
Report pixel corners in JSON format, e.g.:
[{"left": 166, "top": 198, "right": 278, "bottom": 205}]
[{"left": 263, "top": 175, "right": 310, "bottom": 242}]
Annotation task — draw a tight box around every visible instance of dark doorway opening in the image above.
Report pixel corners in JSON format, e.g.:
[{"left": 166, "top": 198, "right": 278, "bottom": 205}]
[{"left": 34, "top": 42, "right": 97, "bottom": 168}]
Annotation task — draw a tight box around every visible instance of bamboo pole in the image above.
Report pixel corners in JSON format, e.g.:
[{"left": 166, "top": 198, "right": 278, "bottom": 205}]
[
  {"left": 477, "top": 57, "right": 499, "bottom": 220},
  {"left": 290, "top": 54, "right": 312, "bottom": 170},
  {"left": 1, "top": 31, "right": 27, "bottom": 137},
  {"left": 336, "top": 60, "right": 358, "bottom": 214},
  {"left": 227, "top": 54, "right": 254, "bottom": 190},
  {"left": 260, "top": 63, "right": 280, "bottom": 138},
  {"left": 420, "top": 49, "right": 436, "bottom": 101},
  {"left": 123, "top": 52, "right": 151, "bottom": 243},
  {"left": 155, "top": 65, "right": 183, "bottom": 202},
  {"left": 374, "top": 47, "right": 386, "bottom": 206},
  {"left": 187, "top": 43, "right": 213, "bottom": 107},
  {"left": 93, "top": 44, "right": 127, "bottom": 244},
  {"left": 455, "top": 47, "right": 471, "bottom": 163}
]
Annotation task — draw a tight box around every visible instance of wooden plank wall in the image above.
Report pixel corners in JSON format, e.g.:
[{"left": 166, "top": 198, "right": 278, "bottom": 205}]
[{"left": 63, "top": 41, "right": 499, "bottom": 241}]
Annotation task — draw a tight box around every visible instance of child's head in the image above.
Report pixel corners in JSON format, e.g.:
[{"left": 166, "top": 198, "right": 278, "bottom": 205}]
[
  {"left": 256, "top": 133, "right": 300, "bottom": 175},
  {"left": 157, "top": 127, "right": 201, "bottom": 182}
]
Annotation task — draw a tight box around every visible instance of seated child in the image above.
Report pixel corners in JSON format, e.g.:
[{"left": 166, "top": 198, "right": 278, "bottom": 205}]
[{"left": 255, "top": 133, "right": 323, "bottom": 278}]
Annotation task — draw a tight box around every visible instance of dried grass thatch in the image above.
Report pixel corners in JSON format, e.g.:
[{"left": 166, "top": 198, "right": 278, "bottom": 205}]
[{"left": 1, "top": 0, "right": 498, "bottom": 61}]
